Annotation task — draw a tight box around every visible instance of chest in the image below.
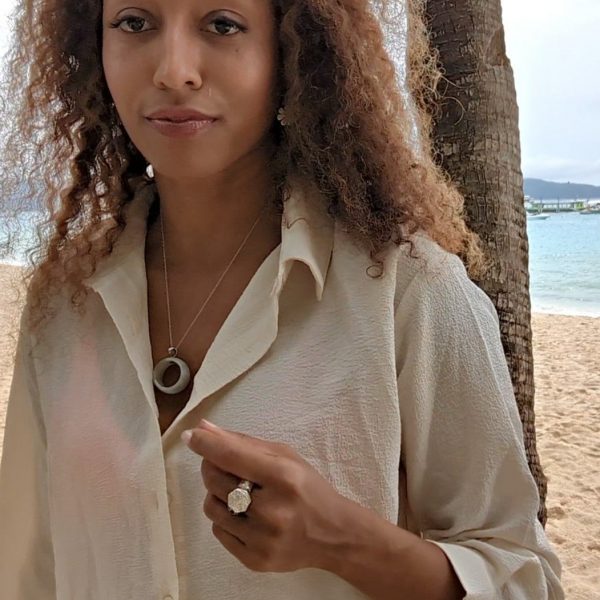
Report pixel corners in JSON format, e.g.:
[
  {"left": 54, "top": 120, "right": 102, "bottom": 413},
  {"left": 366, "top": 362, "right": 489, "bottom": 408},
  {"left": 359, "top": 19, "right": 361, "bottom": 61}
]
[
  {"left": 146, "top": 247, "right": 282, "bottom": 436},
  {"left": 42, "top": 246, "right": 401, "bottom": 517},
  {"left": 146, "top": 273, "right": 249, "bottom": 435}
]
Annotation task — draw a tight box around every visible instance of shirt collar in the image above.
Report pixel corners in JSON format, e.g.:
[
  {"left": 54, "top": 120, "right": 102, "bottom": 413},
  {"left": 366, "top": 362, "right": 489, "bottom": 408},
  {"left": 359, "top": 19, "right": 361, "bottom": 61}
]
[
  {"left": 84, "top": 176, "right": 334, "bottom": 302},
  {"left": 271, "top": 177, "right": 334, "bottom": 301}
]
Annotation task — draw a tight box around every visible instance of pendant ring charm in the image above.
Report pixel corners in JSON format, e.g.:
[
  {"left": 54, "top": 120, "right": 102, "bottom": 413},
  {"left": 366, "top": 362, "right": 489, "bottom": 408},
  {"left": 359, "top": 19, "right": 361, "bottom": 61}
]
[{"left": 153, "top": 356, "right": 191, "bottom": 394}]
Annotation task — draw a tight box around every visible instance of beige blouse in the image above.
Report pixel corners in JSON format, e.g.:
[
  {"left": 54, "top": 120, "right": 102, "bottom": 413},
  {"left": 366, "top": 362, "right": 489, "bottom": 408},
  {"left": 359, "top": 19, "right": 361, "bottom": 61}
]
[{"left": 0, "top": 180, "right": 563, "bottom": 599}]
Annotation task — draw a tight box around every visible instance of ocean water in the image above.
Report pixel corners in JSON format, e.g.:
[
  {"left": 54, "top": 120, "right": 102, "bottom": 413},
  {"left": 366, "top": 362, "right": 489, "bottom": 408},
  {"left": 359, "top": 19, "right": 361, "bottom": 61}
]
[
  {"left": 1, "top": 210, "right": 599, "bottom": 318},
  {"left": 526, "top": 212, "right": 600, "bottom": 318}
]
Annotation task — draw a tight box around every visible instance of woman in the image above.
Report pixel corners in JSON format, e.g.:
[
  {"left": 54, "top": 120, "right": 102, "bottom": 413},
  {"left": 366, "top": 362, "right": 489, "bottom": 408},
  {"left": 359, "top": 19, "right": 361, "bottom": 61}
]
[{"left": 0, "top": 0, "right": 563, "bottom": 598}]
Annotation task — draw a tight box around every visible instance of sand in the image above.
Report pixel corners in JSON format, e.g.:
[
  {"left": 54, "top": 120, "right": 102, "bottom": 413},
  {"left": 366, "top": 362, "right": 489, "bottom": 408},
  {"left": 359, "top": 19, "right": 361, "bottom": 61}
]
[
  {"left": 0, "top": 264, "right": 598, "bottom": 598},
  {"left": 0, "top": 264, "right": 27, "bottom": 453},
  {"left": 531, "top": 313, "right": 600, "bottom": 598}
]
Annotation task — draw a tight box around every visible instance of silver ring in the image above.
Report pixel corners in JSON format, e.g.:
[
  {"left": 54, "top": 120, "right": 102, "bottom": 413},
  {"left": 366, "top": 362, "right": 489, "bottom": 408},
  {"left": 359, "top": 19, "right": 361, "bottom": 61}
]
[{"left": 227, "top": 479, "right": 254, "bottom": 516}]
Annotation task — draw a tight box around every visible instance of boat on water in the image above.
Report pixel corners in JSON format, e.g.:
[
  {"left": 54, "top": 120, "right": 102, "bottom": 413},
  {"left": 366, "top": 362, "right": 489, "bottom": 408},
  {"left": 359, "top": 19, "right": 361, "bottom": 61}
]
[
  {"left": 527, "top": 213, "right": 551, "bottom": 221},
  {"left": 578, "top": 207, "right": 600, "bottom": 215}
]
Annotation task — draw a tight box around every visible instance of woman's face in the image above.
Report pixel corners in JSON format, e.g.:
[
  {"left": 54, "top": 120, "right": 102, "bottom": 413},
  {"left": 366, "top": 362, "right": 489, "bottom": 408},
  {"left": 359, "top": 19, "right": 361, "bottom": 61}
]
[{"left": 102, "top": 0, "right": 279, "bottom": 180}]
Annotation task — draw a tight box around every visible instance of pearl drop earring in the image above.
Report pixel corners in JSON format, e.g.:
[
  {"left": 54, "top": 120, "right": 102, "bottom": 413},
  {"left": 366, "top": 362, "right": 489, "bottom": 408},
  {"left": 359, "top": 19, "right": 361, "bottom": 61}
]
[{"left": 146, "top": 164, "right": 154, "bottom": 179}]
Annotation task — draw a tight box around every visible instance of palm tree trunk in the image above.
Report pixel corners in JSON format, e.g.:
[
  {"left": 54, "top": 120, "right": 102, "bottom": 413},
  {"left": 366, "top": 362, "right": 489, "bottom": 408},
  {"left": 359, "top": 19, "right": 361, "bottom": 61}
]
[{"left": 420, "top": 0, "right": 548, "bottom": 526}]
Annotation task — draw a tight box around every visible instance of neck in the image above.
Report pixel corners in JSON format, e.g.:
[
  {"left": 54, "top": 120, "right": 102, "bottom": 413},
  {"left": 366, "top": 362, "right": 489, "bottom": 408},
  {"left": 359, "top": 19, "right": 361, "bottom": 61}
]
[{"left": 145, "top": 151, "right": 282, "bottom": 276}]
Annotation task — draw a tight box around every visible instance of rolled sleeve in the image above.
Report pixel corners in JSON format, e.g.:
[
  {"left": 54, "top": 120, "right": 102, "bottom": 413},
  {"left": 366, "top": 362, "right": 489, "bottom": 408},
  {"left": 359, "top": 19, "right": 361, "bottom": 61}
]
[
  {"left": 0, "top": 306, "right": 56, "bottom": 599},
  {"left": 394, "top": 248, "right": 564, "bottom": 600}
]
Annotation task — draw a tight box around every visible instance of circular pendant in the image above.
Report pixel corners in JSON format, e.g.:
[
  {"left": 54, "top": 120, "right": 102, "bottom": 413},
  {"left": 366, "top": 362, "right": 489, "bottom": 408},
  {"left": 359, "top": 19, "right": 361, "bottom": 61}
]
[{"left": 153, "top": 355, "right": 191, "bottom": 394}]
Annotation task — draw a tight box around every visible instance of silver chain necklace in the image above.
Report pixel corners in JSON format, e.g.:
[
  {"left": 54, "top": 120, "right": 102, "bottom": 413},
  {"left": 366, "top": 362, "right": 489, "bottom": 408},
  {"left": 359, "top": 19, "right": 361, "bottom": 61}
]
[{"left": 152, "top": 201, "right": 266, "bottom": 395}]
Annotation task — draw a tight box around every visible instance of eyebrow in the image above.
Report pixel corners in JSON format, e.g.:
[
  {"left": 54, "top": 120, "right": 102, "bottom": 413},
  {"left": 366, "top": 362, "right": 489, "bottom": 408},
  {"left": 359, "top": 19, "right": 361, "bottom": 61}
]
[{"left": 106, "top": 0, "right": 259, "bottom": 9}]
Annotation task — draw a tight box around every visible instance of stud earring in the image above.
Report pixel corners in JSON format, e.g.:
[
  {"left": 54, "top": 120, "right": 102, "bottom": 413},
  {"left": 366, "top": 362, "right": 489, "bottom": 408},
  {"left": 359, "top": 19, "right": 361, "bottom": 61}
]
[
  {"left": 277, "top": 106, "right": 288, "bottom": 127},
  {"left": 146, "top": 164, "right": 154, "bottom": 179}
]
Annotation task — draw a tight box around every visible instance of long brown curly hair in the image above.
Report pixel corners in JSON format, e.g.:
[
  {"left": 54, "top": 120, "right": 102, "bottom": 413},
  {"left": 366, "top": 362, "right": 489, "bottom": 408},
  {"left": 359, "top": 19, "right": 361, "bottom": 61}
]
[{"left": 0, "top": 0, "right": 487, "bottom": 344}]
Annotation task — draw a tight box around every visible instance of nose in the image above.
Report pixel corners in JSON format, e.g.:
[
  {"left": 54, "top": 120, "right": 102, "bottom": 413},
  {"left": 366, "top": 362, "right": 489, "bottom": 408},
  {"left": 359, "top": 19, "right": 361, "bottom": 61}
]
[{"left": 153, "top": 29, "right": 203, "bottom": 90}]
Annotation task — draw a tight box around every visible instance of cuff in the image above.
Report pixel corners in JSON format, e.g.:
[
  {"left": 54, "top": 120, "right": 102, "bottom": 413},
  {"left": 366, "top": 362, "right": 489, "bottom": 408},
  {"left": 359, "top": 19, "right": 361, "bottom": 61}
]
[{"left": 424, "top": 539, "right": 498, "bottom": 600}]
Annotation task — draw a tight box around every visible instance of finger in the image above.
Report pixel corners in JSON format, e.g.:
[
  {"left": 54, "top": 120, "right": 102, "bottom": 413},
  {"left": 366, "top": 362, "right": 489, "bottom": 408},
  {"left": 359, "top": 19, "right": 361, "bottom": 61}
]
[
  {"left": 202, "top": 459, "right": 262, "bottom": 504},
  {"left": 186, "top": 426, "right": 282, "bottom": 484},
  {"left": 212, "top": 523, "right": 263, "bottom": 571},
  {"left": 203, "top": 493, "right": 252, "bottom": 541},
  {"left": 212, "top": 522, "right": 246, "bottom": 552}
]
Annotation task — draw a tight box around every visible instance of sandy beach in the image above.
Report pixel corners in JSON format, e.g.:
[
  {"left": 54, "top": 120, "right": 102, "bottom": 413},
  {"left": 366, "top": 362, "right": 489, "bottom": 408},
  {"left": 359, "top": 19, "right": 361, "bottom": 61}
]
[{"left": 0, "top": 263, "right": 598, "bottom": 598}]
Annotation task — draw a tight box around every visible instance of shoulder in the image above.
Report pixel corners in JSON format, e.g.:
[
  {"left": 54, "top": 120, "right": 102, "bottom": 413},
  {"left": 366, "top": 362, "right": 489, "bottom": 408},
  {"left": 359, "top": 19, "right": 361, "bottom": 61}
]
[
  {"left": 388, "top": 230, "right": 499, "bottom": 329},
  {"left": 389, "top": 230, "right": 464, "bottom": 292}
]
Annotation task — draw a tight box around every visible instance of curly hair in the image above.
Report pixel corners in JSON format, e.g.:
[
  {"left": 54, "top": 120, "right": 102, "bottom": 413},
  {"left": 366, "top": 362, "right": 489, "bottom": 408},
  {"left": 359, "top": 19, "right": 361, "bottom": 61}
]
[{"left": 0, "top": 0, "right": 487, "bottom": 344}]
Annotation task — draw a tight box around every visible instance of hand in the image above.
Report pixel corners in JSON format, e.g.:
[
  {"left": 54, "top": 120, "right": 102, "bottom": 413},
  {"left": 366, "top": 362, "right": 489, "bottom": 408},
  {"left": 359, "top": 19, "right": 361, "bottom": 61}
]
[{"left": 182, "top": 419, "right": 355, "bottom": 574}]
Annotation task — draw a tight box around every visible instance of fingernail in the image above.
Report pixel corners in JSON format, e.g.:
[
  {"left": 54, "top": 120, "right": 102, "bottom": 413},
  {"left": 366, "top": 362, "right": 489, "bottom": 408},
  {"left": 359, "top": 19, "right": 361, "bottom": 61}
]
[
  {"left": 199, "top": 418, "right": 220, "bottom": 431},
  {"left": 181, "top": 430, "right": 193, "bottom": 445}
]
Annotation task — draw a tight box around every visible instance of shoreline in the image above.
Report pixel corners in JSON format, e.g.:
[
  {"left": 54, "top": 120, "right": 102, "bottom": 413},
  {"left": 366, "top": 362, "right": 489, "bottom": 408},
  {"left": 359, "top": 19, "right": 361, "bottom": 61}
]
[
  {"left": 532, "top": 306, "right": 600, "bottom": 319},
  {"left": 2, "top": 260, "right": 599, "bottom": 320},
  {"left": 534, "top": 310, "right": 600, "bottom": 320}
]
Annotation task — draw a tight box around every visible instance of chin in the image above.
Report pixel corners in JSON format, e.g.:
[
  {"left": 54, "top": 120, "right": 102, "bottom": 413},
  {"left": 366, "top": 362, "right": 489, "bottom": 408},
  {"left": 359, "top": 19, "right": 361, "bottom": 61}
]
[{"left": 148, "top": 156, "right": 235, "bottom": 180}]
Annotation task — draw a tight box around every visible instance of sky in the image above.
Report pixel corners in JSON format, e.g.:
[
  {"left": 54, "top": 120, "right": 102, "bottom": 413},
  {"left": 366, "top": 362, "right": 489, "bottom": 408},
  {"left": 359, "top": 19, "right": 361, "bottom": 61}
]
[
  {"left": 502, "top": 0, "right": 600, "bottom": 185},
  {"left": 0, "top": 0, "right": 598, "bottom": 185}
]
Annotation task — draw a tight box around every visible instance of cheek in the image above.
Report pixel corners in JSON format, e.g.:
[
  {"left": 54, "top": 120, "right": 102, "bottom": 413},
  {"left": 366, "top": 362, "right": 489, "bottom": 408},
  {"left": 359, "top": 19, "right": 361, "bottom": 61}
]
[
  {"left": 102, "top": 43, "right": 128, "bottom": 104},
  {"left": 224, "top": 49, "right": 278, "bottom": 127},
  {"left": 102, "top": 45, "right": 142, "bottom": 135}
]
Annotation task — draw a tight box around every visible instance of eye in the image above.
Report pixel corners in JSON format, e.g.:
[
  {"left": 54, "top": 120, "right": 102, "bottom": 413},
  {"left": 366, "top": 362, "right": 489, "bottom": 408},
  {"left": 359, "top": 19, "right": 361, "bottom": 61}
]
[
  {"left": 109, "top": 15, "right": 151, "bottom": 34},
  {"left": 206, "top": 16, "right": 246, "bottom": 36},
  {"left": 107, "top": 14, "right": 246, "bottom": 36}
]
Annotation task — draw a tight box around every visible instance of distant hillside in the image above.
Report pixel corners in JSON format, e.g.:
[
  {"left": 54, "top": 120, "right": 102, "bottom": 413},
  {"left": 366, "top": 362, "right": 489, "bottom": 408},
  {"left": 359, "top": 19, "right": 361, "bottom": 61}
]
[{"left": 524, "top": 178, "right": 600, "bottom": 200}]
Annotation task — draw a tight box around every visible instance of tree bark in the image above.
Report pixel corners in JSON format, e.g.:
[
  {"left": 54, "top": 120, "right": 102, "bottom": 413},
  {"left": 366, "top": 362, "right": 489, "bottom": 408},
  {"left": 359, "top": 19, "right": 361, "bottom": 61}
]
[{"left": 422, "top": 0, "right": 547, "bottom": 526}]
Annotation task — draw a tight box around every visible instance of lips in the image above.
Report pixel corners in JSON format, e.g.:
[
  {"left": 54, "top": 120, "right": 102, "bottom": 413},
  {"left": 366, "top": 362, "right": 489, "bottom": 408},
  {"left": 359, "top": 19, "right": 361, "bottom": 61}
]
[
  {"left": 149, "top": 117, "right": 214, "bottom": 124},
  {"left": 146, "top": 116, "right": 217, "bottom": 138},
  {"left": 146, "top": 107, "right": 218, "bottom": 122},
  {"left": 149, "top": 116, "right": 215, "bottom": 124}
]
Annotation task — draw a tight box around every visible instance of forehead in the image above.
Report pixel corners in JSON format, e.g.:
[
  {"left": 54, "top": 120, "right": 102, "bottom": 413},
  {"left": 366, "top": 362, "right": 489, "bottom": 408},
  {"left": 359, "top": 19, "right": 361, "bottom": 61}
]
[{"left": 103, "top": 0, "right": 268, "bottom": 11}]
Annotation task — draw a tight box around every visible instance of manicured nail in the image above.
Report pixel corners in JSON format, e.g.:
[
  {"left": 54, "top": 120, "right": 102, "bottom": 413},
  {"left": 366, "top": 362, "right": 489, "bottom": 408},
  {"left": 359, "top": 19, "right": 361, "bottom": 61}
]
[
  {"left": 199, "top": 418, "right": 220, "bottom": 431},
  {"left": 181, "top": 430, "right": 193, "bottom": 444}
]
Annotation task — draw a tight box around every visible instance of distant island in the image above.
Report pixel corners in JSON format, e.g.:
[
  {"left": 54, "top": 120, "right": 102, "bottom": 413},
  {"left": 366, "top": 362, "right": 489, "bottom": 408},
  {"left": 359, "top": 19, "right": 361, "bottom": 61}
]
[{"left": 524, "top": 178, "right": 600, "bottom": 200}]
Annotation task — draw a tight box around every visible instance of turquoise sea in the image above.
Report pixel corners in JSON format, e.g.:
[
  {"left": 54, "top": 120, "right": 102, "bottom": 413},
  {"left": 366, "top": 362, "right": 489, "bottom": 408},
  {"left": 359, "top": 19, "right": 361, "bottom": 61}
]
[
  {"left": 1, "top": 210, "right": 599, "bottom": 318},
  {"left": 526, "top": 211, "right": 600, "bottom": 318}
]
